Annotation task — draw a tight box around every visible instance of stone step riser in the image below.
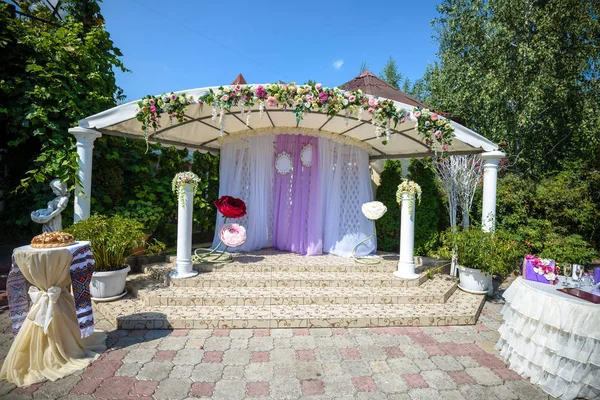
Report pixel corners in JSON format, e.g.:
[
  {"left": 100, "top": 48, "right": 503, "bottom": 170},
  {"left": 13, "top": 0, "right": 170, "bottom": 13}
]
[
  {"left": 104, "top": 313, "right": 481, "bottom": 330},
  {"left": 138, "top": 285, "right": 457, "bottom": 308},
  {"left": 169, "top": 277, "right": 427, "bottom": 289},
  {"left": 194, "top": 265, "right": 400, "bottom": 273}
]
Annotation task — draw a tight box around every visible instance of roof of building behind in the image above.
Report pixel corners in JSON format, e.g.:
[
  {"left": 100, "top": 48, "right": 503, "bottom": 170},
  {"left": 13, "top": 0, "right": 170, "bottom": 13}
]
[{"left": 231, "top": 73, "right": 247, "bottom": 85}]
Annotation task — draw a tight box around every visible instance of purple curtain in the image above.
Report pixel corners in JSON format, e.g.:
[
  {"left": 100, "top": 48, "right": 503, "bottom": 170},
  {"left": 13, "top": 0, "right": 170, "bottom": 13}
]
[{"left": 273, "top": 135, "right": 322, "bottom": 255}]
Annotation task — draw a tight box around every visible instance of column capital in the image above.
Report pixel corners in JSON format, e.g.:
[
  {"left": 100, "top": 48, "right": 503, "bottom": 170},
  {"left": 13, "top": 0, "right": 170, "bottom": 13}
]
[
  {"left": 480, "top": 150, "right": 505, "bottom": 164},
  {"left": 69, "top": 127, "right": 102, "bottom": 146}
]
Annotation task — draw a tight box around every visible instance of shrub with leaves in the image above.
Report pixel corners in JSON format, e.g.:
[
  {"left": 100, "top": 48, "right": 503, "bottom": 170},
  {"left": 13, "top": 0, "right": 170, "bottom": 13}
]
[{"left": 375, "top": 160, "right": 403, "bottom": 251}]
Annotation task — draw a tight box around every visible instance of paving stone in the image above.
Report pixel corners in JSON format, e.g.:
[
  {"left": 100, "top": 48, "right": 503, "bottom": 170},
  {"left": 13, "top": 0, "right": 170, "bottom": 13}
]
[
  {"left": 471, "top": 354, "right": 506, "bottom": 369},
  {"left": 456, "top": 356, "right": 480, "bottom": 368},
  {"left": 355, "top": 335, "right": 376, "bottom": 347},
  {"left": 301, "top": 379, "right": 325, "bottom": 395},
  {"left": 231, "top": 338, "right": 249, "bottom": 349},
  {"left": 223, "top": 349, "right": 251, "bottom": 365},
  {"left": 387, "top": 394, "right": 411, "bottom": 400},
  {"left": 314, "top": 336, "right": 334, "bottom": 348},
  {"left": 244, "top": 362, "right": 274, "bottom": 381},
  {"left": 189, "top": 381, "right": 216, "bottom": 398},
  {"left": 296, "top": 349, "right": 317, "bottom": 361},
  {"left": 129, "top": 380, "right": 159, "bottom": 397},
  {"left": 251, "top": 351, "right": 270, "bottom": 362},
  {"left": 187, "top": 330, "right": 213, "bottom": 339},
  {"left": 464, "top": 367, "right": 503, "bottom": 386},
  {"left": 156, "top": 337, "right": 188, "bottom": 351},
  {"left": 402, "top": 373, "right": 429, "bottom": 389},
  {"left": 413, "top": 358, "right": 436, "bottom": 371},
  {"left": 408, "top": 388, "right": 445, "bottom": 400},
  {"left": 505, "top": 380, "right": 549, "bottom": 400},
  {"left": 191, "top": 363, "right": 224, "bottom": 382},
  {"left": 122, "top": 348, "right": 156, "bottom": 364},
  {"left": 185, "top": 338, "right": 207, "bottom": 349},
  {"left": 204, "top": 336, "right": 231, "bottom": 351},
  {"left": 270, "top": 377, "right": 302, "bottom": 399},
  {"left": 271, "top": 348, "right": 296, "bottom": 364},
  {"left": 93, "top": 376, "right": 137, "bottom": 399},
  {"left": 315, "top": 346, "right": 342, "bottom": 362},
  {"left": 387, "top": 358, "right": 421, "bottom": 374},
  {"left": 459, "top": 384, "right": 500, "bottom": 400},
  {"left": 173, "top": 348, "right": 204, "bottom": 365},
  {"left": 431, "top": 355, "right": 464, "bottom": 371},
  {"left": 274, "top": 338, "right": 292, "bottom": 348},
  {"left": 397, "top": 344, "right": 429, "bottom": 359},
  {"left": 341, "top": 360, "right": 373, "bottom": 377},
  {"left": 487, "top": 385, "right": 518, "bottom": 400},
  {"left": 0, "top": 380, "right": 16, "bottom": 396},
  {"left": 440, "top": 389, "right": 467, "bottom": 400},
  {"left": 291, "top": 335, "right": 317, "bottom": 350},
  {"left": 71, "top": 378, "right": 103, "bottom": 395},
  {"left": 370, "top": 360, "right": 392, "bottom": 374},
  {"left": 213, "top": 329, "right": 231, "bottom": 337},
  {"left": 154, "top": 350, "right": 176, "bottom": 362},
  {"left": 248, "top": 336, "right": 274, "bottom": 351},
  {"left": 170, "top": 364, "right": 195, "bottom": 379},
  {"left": 340, "top": 347, "right": 361, "bottom": 360},
  {"left": 203, "top": 350, "right": 224, "bottom": 363},
  {"left": 492, "top": 368, "right": 522, "bottom": 381},
  {"left": 33, "top": 375, "right": 80, "bottom": 398},
  {"left": 245, "top": 381, "right": 270, "bottom": 397},
  {"left": 81, "top": 360, "right": 122, "bottom": 379},
  {"left": 332, "top": 335, "right": 357, "bottom": 349},
  {"left": 137, "top": 361, "right": 174, "bottom": 381},
  {"left": 421, "top": 370, "right": 457, "bottom": 390},
  {"left": 116, "top": 362, "right": 142, "bottom": 377},
  {"left": 230, "top": 329, "right": 254, "bottom": 339},
  {"left": 153, "top": 378, "right": 192, "bottom": 400},
  {"left": 352, "top": 376, "right": 378, "bottom": 392},
  {"left": 373, "top": 372, "right": 408, "bottom": 394},
  {"left": 223, "top": 365, "right": 246, "bottom": 379},
  {"left": 296, "top": 361, "right": 323, "bottom": 380},
  {"left": 270, "top": 329, "right": 294, "bottom": 339},
  {"left": 448, "top": 371, "right": 476, "bottom": 386},
  {"left": 323, "top": 376, "right": 356, "bottom": 397},
  {"left": 359, "top": 345, "right": 387, "bottom": 361}
]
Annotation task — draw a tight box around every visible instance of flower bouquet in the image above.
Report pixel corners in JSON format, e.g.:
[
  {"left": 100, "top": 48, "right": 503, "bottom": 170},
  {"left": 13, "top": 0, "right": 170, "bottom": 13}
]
[
  {"left": 522, "top": 254, "right": 558, "bottom": 285},
  {"left": 353, "top": 201, "right": 387, "bottom": 264},
  {"left": 192, "top": 196, "right": 247, "bottom": 263}
]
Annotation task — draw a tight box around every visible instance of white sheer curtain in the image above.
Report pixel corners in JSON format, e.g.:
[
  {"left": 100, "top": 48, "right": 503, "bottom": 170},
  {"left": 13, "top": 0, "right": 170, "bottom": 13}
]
[
  {"left": 212, "top": 135, "right": 274, "bottom": 252},
  {"left": 319, "top": 138, "right": 376, "bottom": 257}
]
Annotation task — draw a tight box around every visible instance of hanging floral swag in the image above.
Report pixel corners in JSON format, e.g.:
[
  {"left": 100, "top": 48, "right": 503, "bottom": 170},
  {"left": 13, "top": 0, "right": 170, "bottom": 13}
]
[
  {"left": 172, "top": 172, "right": 201, "bottom": 207},
  {"left": 396, "top": 179, "right": 422, "bottom": 216},
  {"left": 135, "top": 83, "right": 455, "bottom": 154},
  {"left": 136, "top": 93, "right": 195, "bottom": 138}
]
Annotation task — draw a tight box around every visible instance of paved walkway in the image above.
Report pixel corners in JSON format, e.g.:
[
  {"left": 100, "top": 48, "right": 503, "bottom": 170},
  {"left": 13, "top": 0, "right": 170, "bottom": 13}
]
[{"left": 0, "top": 299, "right": 553, "bottom": 400}]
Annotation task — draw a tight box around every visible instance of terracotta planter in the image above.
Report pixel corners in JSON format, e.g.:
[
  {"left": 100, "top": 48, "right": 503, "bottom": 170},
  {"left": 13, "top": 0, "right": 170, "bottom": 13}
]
[{"left": 90, "top": 264, "right": 130, "bottom": 301}]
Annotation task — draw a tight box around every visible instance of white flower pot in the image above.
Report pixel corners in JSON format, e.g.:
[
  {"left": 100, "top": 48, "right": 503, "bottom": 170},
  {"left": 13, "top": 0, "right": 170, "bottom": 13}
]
[
  {"left": 90, "top": 264, "right": 130, "bottom": 301},
  {"left": 458, "top": 265, "right": 491, "bottom": 294}
]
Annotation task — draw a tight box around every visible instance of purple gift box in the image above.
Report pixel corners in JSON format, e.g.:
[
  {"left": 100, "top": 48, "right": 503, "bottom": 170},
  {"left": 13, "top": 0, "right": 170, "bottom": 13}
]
[
  {"left": 594, "top": 267, "right": 600, "bottom": 285},
  {"left": 522, "top": 256, "right": 558, "bottom": 285}
]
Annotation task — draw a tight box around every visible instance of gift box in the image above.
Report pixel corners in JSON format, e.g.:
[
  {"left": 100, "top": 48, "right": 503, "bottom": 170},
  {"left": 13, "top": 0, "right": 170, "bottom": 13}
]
[{"left": 522, "top": 255, "right": 558, "bottom": 285}]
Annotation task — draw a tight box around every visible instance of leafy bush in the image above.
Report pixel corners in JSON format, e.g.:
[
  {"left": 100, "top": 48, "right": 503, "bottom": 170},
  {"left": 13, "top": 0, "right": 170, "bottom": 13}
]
[
  {"left": 114, "top": 200, "right": 165, "bottom": 234},
  {"left": 64, "top": 214, "right": 164, "bottom": 272},
  {"left": 539, "top": 234, "right": 598, "bottom": 265},
  {"left": 440, "top": 227, "right": 525, "bottom": 276},
  {"left": 375, "top": 160, "right": 403, "bottom": 251}
]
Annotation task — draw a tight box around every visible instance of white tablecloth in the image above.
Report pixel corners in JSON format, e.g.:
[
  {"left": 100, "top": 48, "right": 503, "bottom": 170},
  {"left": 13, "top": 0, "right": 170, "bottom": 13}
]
[{"left": 495, "top": 277, "right": 600, "bottom": 400}]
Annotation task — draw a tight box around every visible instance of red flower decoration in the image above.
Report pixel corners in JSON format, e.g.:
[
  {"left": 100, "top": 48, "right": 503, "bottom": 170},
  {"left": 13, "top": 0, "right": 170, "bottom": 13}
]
[{"left": 214, "top": 195, "right": 247, "bottom": 219}]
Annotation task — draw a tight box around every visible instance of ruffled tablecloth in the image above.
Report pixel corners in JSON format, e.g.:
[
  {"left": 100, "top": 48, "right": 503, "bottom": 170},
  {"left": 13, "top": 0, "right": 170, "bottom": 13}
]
[{"left": 495, "top": 277, "right": 600, "bottom": 400}]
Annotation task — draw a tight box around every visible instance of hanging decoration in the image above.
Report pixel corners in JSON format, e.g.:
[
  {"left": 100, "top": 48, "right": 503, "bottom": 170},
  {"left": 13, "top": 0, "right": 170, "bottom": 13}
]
[
  {"left": 135, "top": 83, "right": 456, "bottom": 155},
  {"left": 300, "top": 144, "right": 313, "bottom": 167},
  {"left": 352, "top": 201, "right": 388, "bottom": 264},
  {"left": 275, "top": 152, "right": 293, "bottom": 175},
  {"left": 396, "top": 180, "right": 422, "bottom": 216}
]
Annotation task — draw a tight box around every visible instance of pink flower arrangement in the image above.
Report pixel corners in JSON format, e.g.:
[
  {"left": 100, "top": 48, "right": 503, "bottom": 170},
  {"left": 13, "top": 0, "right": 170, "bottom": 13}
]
[
  {"left": 234, "top": 84, "right": 242, "bottom": 92},
  {"left": 266, "top": 96, "right": 278, "bottom": 107},
  {"left": 414, "top": 111, "right": 422, "bottom": 118},
  {"left": 219, "top": 223, "right": 247, "bottom": 248},
  {"left": 368, "top": 97, "right": 379, "bottom": 107},
  {"left": 255, "top": 85, "right": 267, "bottom": 99},
  {"left": 315, "top": 83, "right": 322, "bottom": 90},
  {"left": 318, "top": 91, "right": 329, "bottom": 104},
  {"left": 220, "top": 94, "right": 229, "bottom": 102},
  {"left": 349, "top": 95, "right": 356, "bottom": 102},
  {"left": 525, "top": 254, "right": 558, "bottom": 283},
  {"left": 431, "top": 113, "right": 439, "bottom": 121}
]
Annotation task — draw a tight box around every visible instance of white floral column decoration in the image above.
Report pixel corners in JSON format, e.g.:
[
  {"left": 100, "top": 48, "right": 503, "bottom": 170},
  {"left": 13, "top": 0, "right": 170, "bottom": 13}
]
[
  {"left": 394, "top": 180, "right": 421, "bottom": 280},
  {"left": 171, "top": 172, "right": 201, "bottom": 279},
  {"left": 353, "top": 201, "right": 388, "bottom": 264}
]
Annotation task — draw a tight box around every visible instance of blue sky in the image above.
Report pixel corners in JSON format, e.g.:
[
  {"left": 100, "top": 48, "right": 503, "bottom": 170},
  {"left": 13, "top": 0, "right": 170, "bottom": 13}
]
[{"left": 102, "top": 0, "right": 441, "bottom": 102}]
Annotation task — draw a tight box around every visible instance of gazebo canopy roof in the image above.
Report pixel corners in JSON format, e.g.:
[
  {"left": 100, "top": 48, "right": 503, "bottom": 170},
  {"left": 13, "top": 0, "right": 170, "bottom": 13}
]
[{"left": 77, "top": 75, "right": 498, "bottom": 160}]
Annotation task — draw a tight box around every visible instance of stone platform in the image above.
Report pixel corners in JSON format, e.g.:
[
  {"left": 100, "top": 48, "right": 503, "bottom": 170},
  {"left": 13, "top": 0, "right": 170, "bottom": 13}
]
[{"left": 94, "top": 249, "right": 486, "bottom": 330}]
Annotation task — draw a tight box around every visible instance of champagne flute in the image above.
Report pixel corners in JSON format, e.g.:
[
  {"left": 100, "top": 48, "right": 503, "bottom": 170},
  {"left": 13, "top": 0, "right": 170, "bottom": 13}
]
[{"left": 577, "top": 265, "right": 585, "bottom": 288}]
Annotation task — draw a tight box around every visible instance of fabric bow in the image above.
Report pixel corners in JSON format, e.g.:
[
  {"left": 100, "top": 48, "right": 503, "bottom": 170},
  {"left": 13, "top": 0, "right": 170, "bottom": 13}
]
[{"left": 28, "top": 286, "right": 61, "bottom": 334}]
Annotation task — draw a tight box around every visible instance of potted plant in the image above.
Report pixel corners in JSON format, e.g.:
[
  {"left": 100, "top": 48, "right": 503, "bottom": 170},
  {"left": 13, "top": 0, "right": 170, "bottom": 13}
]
[
  {"left": 64, "top": 214, "right": 164, "bottom": 301},
  {"left": 114, "top": 200, "right": 165, "bottom": 256},
  {"left": 440, "top": 228, "right": 523, "bottom": 293}
]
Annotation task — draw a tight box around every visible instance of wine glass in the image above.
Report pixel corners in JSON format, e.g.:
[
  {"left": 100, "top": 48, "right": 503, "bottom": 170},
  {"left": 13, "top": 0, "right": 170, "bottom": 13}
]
[
  {"left": 576, "top": 265, "right": 585, "bottom": 288},
  {"left": 562, "top": 264, "right": 572, "bottom": 287}
]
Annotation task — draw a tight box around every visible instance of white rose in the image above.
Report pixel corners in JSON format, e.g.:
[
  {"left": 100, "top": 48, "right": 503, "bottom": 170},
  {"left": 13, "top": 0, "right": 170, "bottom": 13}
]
[{"left": 361, "top": 201, "right": 387, "bottom": 221}]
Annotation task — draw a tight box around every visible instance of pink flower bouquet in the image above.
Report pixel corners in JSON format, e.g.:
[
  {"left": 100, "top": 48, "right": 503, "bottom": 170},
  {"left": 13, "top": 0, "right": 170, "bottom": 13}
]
[{"left": 219, "top": 223, "right": 247, "bottom": 248}]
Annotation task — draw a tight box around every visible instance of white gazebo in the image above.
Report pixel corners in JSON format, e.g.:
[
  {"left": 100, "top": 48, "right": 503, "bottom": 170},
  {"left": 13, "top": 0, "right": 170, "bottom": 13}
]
[{"left": 68, "top": 74, "right": 503, "bottom": 277}]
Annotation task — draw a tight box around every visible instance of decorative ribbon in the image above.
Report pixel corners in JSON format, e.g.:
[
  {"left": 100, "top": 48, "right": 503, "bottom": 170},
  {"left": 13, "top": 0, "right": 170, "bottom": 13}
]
[{"left": 28, "top": 286, "right": 61, "bottom": 334}]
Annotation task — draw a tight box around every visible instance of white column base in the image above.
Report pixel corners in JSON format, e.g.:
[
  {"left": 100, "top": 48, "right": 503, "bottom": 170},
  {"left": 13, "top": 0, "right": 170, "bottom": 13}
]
[
  {"left": 169, "top": 261, "right": 198, "bottom": 279},
  {"left": 393, "top": 261, "right": 420, "bottom": 280}
]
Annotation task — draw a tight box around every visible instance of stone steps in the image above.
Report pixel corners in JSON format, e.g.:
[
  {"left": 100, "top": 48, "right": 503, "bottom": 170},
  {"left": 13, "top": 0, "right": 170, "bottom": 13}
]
[
  {"left": 93, "top": 286, "right": 485, "bottom": 330},
  {"left": 128, "top": 274, "right": 458, "bottom": 307}
]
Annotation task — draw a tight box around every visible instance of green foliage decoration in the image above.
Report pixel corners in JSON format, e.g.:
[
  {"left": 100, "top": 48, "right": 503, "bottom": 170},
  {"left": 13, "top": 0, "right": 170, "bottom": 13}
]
[
  {"left": 375, "top": 160, "right": 403, "bottom": 252},
  {"left": 64, "top": 214, "right": 165, "bottom": 272}
]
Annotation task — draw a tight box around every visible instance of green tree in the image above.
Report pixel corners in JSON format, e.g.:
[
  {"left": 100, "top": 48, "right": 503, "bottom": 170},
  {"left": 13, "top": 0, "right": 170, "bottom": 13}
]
[
  {"left": 359, "top": 61, "right": 369, "bottom": 73},
  {"left": 0, "top": 1, "right": 126, "bottom": 229},
  {"left": 379, "top": 56, "right": 403, "bottom": 89},
  {"left": 421, "top": 0, "right": 600, "bottom": 173},
  {"left": 375, "top": 160, "right": 403, "bottom": 251}
]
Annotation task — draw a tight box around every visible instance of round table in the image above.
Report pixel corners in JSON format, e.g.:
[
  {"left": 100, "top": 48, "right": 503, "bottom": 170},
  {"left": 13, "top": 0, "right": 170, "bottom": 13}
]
[
  {"left": 495, "top": 277, "right": 599, "bottom": 400},
  {"left": 1, "top": 242, "right": 106, "bottom": 387}
]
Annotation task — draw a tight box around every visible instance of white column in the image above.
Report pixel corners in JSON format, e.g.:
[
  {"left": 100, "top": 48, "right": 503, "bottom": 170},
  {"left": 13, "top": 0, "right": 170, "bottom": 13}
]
[
  {"left": 69, "top": 127, "right": 101, "bottom": 222},
  {"left": 480, "top": 151, "right": 505, "bottom": 232},
  {"left": 394, "top": 191, "right": 419, "bottom": 280},
  {"left": 400, "top": 159, "right": 410, "bottom": 178},
  {"left": 170, "top": 183, "right": 198, "bottom": 279}
]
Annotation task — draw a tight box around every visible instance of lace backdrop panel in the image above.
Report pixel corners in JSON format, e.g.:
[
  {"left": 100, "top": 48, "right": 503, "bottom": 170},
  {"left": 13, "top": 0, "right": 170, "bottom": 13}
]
[{"left": 212, "top": 135, "right": 274, "bottom": 252}]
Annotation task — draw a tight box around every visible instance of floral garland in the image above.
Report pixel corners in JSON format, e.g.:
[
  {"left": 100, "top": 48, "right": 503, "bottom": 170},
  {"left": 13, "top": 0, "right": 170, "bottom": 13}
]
[
  {"left": 133, "top": 83, "right": 456, "bottom": 154},
  {"left": 172, "top": 172, "right": 201, "bottom": 207},
  {"left": 413, "top": 108, "right": 454, "bottom": 154},
  {"left": 136, "top": 93, "right": 195, "bottom": 139},
  {"left": 396, "top": 179, "right": 422, "bottom": 216}
]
